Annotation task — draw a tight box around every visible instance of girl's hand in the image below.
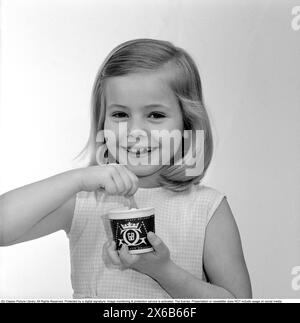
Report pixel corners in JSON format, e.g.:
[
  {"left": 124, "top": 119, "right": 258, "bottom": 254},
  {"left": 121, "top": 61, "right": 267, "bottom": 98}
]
[
  {"left": 105, "top": 232, "right": 172, "bottom": 278},
  {"left": 77, "top": 165, "right": 139, "bottom": 196}
]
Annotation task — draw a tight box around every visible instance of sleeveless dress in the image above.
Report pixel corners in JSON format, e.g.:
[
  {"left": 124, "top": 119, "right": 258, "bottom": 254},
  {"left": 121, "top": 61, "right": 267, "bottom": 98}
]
[{"left": 67, "top": 184, "right": 226, "bottom": 299}]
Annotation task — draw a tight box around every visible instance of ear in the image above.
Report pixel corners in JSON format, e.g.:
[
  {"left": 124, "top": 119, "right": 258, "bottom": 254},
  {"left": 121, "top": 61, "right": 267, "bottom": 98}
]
[{"left": 95, "top": 143, "right": 109, "bottom": 165}]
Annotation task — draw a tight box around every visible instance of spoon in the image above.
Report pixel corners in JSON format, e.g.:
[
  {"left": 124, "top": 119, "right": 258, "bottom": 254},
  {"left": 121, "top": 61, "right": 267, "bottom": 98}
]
[{"left": 127, "top": 194, "right": 138, "bottom": 209}]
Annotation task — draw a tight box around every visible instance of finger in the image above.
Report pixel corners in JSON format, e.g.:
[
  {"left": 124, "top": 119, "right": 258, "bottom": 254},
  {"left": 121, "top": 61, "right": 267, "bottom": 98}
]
[
  {"left": 107, "top": 241, "right": 122, "bottom": 266},
  {"left": 103, "top": 240, "right": 111, "bottom": 254},
  {"left": 122, "top": 167, "right": 139, "bottom": 196},
  {"left": 113, "top": 166, "right": 133, "bottom": 196},
  {"left": 103, "top": 239, "right": 113, "bottom": 257},
  {"left": 110, "top": 167, "right": 127, "bottom": 194},
  {"left": 147, "top": 232, "right": 168, "bottom": 255},
  {"left": 104, "top": 172, "right": 118, "bottom": 195},
  {"left": 114, "top": 165, "right": 136, "bottom": 196},
  {"left": 118, "top": 244, "right": 139, "bottom": 267}
]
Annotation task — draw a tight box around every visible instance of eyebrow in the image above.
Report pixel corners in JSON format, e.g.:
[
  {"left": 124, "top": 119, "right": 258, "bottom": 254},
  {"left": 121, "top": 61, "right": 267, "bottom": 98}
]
[{"left": 107, "top": 104, "right": 171, "bottom": 110}]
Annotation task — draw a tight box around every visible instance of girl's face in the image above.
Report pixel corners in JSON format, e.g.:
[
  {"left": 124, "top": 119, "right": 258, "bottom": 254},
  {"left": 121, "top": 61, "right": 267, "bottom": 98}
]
[{"left": 103, "top": 70, "right": 184, "bottom": 183}]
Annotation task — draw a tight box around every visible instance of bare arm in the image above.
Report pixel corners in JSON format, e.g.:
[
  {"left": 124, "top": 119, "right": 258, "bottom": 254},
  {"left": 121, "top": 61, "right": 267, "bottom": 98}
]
[
  {"left": 0, "top": 169, "right": 81, "bottom": 246},
  {"left": 0, "top": 165, "right": 139, "bottom": 246},
  {"left": 149, "top": 198, "right": 252, "bottom": 298},
  {"left": 2, "top": 195, "right": 76, "bottom": 246},
  {"left": 203, "top": 197, "right": 252, "bottom": 298}
]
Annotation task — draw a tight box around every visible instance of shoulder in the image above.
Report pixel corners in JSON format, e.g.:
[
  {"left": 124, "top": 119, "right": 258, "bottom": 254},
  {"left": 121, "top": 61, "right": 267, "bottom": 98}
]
[
  {"left": 193, "top": 183, "right": 225, "bottom": 199},
  {"left": 201, "top": 186, "right": 237, "bottom": 249},
  {"left": 192, "top": 184, "right": 227, "bottom": 224}
]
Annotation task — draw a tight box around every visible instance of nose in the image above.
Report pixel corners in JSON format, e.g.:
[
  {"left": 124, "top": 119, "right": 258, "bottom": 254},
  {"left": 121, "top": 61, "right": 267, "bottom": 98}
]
[
  {"left": 127, "top": 117, "right": 149, "bottom": 143},
  {"left": 127, "top": 115, "right": 149, "bottom": 134}
]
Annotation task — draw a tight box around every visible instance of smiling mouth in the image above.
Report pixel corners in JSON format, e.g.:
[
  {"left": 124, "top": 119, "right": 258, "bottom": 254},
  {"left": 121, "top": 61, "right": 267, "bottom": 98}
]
[{"left": 121, "top": 147, "right": 158, "bottom": 157}]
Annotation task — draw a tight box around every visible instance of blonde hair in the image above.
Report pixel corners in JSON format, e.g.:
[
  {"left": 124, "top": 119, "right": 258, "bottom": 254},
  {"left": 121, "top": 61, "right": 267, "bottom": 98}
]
[{"left": 75, "top": 38, "right": 213, "bottom": 192}]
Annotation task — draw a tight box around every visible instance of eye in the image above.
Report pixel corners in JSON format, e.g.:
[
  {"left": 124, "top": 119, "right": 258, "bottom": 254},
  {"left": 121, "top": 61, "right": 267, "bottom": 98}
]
[
  {"left": 111, "top": 112, "right": 128, "bottom": 118},
  {"left": 148, "top": 112, "right": 166, "bottom": 119}
]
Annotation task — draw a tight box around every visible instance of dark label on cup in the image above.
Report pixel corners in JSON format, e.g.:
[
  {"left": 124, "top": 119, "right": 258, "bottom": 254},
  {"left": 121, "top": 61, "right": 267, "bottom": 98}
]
[{"left": 110, "top": 214, "right": 155, "bottom": 252}]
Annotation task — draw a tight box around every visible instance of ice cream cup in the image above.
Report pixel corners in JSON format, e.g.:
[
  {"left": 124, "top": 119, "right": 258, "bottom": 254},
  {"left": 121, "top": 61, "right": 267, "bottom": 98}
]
[{"left": 108, "top": 207, "right": 155, "bottom": 254}]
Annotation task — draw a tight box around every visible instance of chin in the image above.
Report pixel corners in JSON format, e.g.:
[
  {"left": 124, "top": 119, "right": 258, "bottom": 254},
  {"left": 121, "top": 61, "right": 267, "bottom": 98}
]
[{"left": 125, "top": 164, "right": 163, "bottom": 177}]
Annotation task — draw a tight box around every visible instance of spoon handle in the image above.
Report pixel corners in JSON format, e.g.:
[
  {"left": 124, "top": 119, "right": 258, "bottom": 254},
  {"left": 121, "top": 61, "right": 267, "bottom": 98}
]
[{"left": 128, "top": 195, "right": 138, "bottom": 209}]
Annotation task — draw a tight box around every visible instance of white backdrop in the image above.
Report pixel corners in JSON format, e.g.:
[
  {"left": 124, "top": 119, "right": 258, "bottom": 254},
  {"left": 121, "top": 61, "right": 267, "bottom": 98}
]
[{"left": 0, "top": 0, "right": 299, "bottom": 298}]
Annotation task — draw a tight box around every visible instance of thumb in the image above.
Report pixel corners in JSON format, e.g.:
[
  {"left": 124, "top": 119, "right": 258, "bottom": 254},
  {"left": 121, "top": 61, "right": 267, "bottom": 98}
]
[{"left": 147, "top": 232, "right": 167, "bottom": 254}]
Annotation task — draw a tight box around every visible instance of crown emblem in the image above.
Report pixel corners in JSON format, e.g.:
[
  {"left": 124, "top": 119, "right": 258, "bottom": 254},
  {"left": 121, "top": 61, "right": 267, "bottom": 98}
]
[
  {"left": 116, "top": 220, "right": 148, "bottom": 248},
  {"left": 120, "top": 222, "right": 140, "bottom": 230}
]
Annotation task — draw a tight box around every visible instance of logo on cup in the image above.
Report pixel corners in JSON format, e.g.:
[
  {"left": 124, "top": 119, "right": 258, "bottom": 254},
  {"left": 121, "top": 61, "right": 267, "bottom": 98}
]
[
  {"left": 109, "top": 211, "right": 155, "bottom": 254},
  {"left": 119, "top": 221, "right": 146, "bottom": 247}
]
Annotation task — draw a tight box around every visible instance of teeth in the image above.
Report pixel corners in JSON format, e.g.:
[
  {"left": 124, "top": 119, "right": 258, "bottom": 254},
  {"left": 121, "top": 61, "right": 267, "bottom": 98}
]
[{"left": 127, "top": 147, "right": 152, "bottom": 154}]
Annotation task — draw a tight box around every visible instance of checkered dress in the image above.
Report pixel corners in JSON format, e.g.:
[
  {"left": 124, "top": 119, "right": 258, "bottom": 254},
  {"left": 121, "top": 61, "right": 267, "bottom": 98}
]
[{"left": 68, "top": 184, "right": 226, "bottom": 299}]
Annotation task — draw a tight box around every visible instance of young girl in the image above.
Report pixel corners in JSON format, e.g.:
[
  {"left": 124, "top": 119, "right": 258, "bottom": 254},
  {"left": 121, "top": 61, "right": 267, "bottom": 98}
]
[{"left": 0, "top": 38, "right": 252, "bottom": 299}]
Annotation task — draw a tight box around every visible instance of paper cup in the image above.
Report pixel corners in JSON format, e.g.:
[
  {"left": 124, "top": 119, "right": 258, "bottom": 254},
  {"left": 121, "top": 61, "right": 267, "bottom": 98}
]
[{"left": 108, "top": 207, "right": 155, "bottom": 254}]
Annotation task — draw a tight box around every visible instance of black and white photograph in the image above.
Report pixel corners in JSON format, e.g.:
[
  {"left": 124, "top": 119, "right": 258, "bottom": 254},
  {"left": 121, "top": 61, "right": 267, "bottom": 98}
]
[{"left": 0, "top": 0, "right": 299, "bottom": 304}]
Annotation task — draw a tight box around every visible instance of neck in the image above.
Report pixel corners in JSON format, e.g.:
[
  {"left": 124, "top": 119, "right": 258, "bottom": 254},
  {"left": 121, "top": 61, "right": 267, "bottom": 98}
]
[
  {"left": 138, "top": 168, "right": 165, "bottom": 189},
  {"left": 138, "top": 177, "right": 160, "bottom": 188}
]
